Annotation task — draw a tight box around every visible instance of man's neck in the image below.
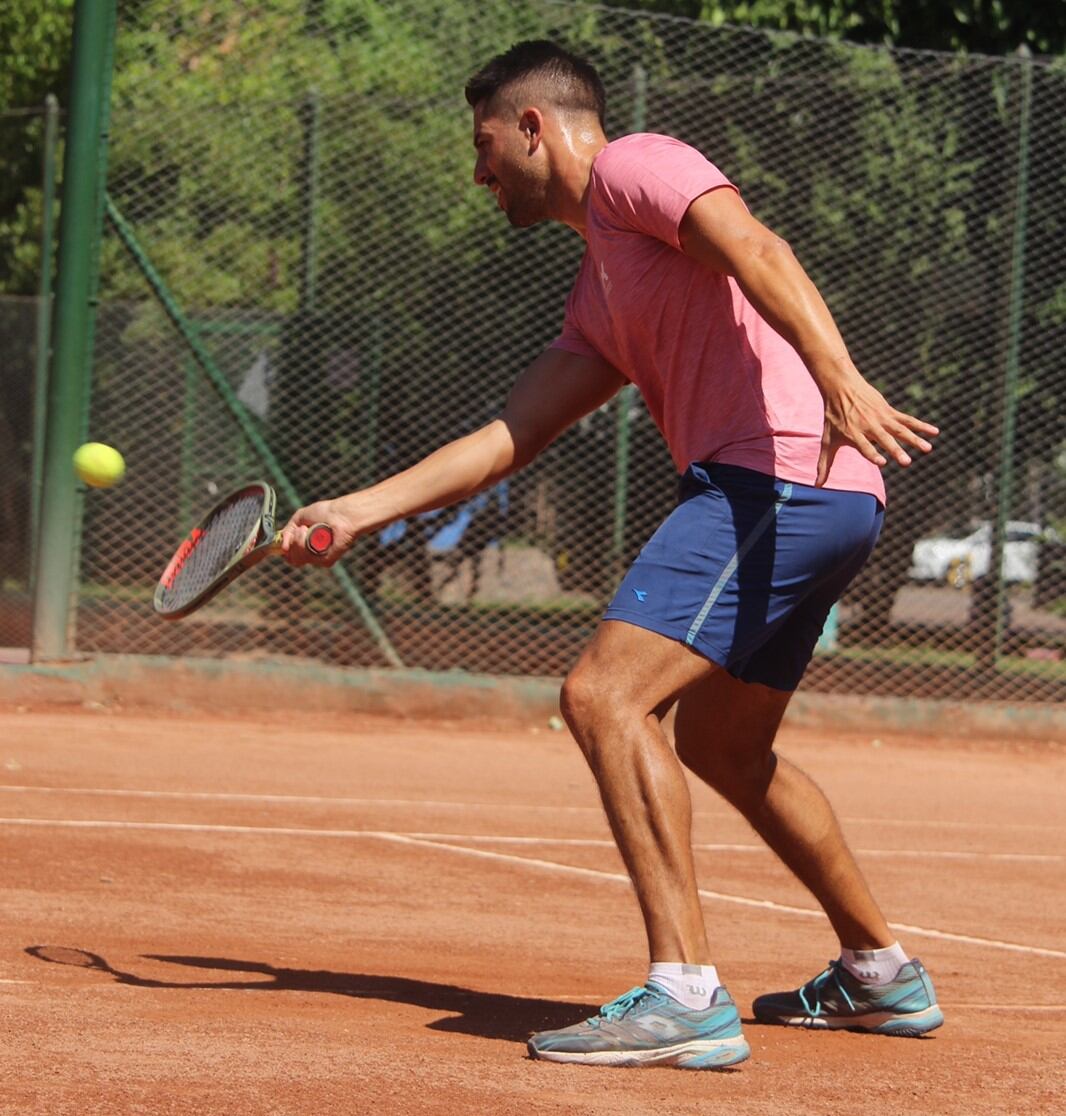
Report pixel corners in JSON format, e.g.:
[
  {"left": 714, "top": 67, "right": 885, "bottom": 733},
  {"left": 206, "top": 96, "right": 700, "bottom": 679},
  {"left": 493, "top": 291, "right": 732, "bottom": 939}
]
[{"left": 548, "top": 122, "right": 607, "bottom": 235}]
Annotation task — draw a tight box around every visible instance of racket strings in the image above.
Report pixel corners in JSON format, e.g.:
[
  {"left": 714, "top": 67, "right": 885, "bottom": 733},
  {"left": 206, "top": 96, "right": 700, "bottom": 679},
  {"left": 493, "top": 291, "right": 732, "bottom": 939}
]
[{"left": 156, "top": 493, "right": 265, "bottom": 612}]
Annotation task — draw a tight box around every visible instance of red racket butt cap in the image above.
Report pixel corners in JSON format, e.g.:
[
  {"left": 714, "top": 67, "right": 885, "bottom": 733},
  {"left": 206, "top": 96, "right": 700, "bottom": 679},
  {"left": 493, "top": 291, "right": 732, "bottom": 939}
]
[{"left": 307, "top": 524, "right": 333, "bottom": 556}]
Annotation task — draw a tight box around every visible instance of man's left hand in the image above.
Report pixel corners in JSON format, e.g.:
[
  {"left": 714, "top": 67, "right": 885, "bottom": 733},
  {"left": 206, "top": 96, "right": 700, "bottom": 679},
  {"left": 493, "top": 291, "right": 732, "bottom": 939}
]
[{"left": 818, "top": 380, "right": 938, "bottom": 486}]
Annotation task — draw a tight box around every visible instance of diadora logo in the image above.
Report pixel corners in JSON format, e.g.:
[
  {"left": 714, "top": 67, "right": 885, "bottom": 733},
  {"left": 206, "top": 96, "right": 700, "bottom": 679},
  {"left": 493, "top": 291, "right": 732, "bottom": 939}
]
[
  {"left": 632, "top": 589, "right": 648, "bottom": 602},
  {"left": 599, "top": 259, "right": 612, "bottom": 296}
]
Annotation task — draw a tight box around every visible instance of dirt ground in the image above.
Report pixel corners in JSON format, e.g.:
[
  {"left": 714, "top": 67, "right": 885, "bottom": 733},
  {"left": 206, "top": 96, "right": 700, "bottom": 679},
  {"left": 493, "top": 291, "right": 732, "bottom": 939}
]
[{"left": 0, "top": 707, "right": 1063, "bottom": 1115}]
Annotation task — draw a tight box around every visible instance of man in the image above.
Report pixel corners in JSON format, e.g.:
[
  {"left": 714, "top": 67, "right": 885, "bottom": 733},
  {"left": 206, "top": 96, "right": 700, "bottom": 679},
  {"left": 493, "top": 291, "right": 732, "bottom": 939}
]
[{"left": 282, "top": 41, "right": 942, "bottom": 1069}]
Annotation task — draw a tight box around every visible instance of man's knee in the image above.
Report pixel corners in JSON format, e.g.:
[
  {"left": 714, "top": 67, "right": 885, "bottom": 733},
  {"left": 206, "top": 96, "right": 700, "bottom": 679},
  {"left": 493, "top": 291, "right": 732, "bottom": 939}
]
[
  {"left": 559, "top": 660, "right": 640, "bottom": 767},
  {"left": 560, "top": 661, "right": 613, "bottom": 737}
]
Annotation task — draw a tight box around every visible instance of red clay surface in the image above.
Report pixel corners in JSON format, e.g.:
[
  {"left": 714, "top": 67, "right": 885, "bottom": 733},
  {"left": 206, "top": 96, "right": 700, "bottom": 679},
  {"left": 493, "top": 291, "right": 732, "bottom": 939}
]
[{"left": 0, "top": 706, "right": 1063, "bottom": 1115}]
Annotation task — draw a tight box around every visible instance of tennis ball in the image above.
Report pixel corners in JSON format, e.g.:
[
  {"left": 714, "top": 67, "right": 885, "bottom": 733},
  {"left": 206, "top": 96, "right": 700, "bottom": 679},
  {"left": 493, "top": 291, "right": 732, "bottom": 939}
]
[{"left": 73, "top": 442, "right": 126, "bottom": 488}]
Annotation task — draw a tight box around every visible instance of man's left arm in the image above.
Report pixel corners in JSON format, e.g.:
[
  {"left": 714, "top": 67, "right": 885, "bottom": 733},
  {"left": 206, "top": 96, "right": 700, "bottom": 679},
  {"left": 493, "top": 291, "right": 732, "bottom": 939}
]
[{"left": 679, "top": 188, "right": 938, "bottom": 484}]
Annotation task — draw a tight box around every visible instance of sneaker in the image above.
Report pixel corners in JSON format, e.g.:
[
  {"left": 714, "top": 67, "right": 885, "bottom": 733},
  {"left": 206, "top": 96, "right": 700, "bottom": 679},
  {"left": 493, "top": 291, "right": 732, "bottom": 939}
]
[
  {"left": 528, "top": 984, "right": 751, "bottom": 1069},
  {"left": 752, "top": 958, "right": 944, "bottom": 1037}
]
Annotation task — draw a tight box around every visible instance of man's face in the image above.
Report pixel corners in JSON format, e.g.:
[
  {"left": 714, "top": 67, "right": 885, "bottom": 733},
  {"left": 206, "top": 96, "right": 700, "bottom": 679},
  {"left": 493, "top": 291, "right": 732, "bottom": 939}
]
[{"left": 472, "top": 100, "right": 548, "bottom": 228}]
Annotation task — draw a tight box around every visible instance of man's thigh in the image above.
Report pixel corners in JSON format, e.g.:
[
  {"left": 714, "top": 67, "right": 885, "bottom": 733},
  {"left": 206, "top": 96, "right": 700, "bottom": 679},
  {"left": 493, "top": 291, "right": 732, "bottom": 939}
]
[{"left": 565, "top": 619, "right": 718, "bottom": 719}]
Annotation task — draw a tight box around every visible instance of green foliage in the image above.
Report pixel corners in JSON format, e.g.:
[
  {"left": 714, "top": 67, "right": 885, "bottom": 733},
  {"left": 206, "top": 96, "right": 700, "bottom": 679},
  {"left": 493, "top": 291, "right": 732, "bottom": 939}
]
[
  {"left": 0, "top": 0, "right": 1059, "bottom": 703},
  {"left": 0, "top": 1, "right": 72, "bottom": 293},
  {"left": 3, "top": 0, "right": 1064, "bottom": 626},
  {"left": 609, "top": 1, "right": 1066, "bottom": 54},
  {"left": 3, "top": 1, "right": 1061, "bottom": 297},
  {"left": 101, "top": 0, "right": 545, "bottom": 312},
  {"left": 0, "top": 0, "right": 74, "bottom": 111}
]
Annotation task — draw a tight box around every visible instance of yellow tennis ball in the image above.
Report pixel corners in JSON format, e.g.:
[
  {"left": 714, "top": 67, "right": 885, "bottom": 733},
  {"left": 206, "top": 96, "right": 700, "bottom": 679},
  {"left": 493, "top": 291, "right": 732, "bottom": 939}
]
[{"left": 73, "top": 442, "right": 126, "bottom": 488}]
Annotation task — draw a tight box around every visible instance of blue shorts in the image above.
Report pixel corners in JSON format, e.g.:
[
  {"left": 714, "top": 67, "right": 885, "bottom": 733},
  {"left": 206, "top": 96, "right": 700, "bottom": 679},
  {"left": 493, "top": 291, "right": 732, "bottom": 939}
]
[{"left": 604, "top": 463, "right": 883, "bottom": 691}]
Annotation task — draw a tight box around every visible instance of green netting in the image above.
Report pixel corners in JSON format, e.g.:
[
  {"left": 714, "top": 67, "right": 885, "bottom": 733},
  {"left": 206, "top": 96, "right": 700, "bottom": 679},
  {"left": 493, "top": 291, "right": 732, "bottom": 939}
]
[{"left": 2, "top": 1, "right": 1064, "bottom": 701}]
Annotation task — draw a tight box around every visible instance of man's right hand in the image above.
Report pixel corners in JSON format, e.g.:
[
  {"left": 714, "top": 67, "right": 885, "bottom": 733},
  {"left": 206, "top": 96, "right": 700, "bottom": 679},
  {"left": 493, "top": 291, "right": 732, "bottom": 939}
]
[{"left": 280, "top": 499, "right": 359, "bottom": 567}]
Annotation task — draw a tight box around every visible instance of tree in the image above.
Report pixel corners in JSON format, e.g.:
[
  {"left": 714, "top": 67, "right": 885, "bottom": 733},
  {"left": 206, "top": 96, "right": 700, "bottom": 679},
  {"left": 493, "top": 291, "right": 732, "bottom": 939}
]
[
  {"left": 0, "top": 0, "right": 73, "bottom": 293},
  {"left": 604, "top": 1, "right": 1066, "bottom": 55},
  {"left": 3, "top": 0, "right": 1062, "bottom": 673},
  {"left": 0, "top": 0, "right": 74, "bottom": 111}
]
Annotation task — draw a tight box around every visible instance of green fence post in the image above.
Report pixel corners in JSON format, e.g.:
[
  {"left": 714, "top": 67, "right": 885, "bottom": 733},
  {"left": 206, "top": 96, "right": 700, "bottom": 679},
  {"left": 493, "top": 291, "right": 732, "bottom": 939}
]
[
  {"left": 611, "top": 64, "right": 647, "bottom": 583},
  {"left": 31, "top": 2, "right": 117, "bottom": 661},
  {"left": 180, "top": 348, "right": 200, "bottom": 531},
  {"left": 980, "top": 46, "right": 1032, "bottom": 673},
  {"left": 29, "top": 94, "right": 60, "bottom": 603}
]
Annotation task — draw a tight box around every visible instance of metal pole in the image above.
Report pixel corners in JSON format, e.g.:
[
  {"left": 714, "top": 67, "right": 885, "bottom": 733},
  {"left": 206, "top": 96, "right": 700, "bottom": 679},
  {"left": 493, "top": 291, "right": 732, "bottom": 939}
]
[
  {"left": 980, "top": 46, "right": 1032, "bottom": 672},
  {"left": 611, "top": 64, "right": 647, "bottom": 583},
  {"left": 29, "top": 94, "right": 60, "bottom": 603},
  {"left": 31, "top": 2, "right": 117, "bottom": 661},
  {"left": 180, "top": 350, "right": 199, "bottom": 530}
]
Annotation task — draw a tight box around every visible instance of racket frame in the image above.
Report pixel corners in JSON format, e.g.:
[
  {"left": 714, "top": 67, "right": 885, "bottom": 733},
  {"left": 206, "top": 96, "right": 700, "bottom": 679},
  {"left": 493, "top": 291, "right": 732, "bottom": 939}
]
[{"left": 154, "top": 481, "right": 331, "bottom": 620}]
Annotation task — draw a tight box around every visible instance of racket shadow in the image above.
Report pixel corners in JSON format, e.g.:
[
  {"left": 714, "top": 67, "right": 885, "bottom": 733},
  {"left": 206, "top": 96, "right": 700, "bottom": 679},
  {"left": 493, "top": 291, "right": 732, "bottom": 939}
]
[{"left": 25, "top": 946, "right": 595, "bottom": 1043}]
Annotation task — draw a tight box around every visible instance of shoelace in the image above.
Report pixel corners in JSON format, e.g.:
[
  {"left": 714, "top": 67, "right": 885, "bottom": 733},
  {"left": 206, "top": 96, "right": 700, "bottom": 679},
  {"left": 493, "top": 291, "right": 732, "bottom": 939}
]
[
  {"left": 798, "top": 960, "right": 856, "bottom": 1018},
  {"left": 589, "top": 986, "right": 651, "bottom": 1026}
]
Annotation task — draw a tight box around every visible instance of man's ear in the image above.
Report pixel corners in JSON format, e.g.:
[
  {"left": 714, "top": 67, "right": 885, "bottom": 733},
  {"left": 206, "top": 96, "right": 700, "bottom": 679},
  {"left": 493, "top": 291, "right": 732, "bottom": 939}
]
[{"left": 518, "top": 107, "right": 544, "bottom": 153}]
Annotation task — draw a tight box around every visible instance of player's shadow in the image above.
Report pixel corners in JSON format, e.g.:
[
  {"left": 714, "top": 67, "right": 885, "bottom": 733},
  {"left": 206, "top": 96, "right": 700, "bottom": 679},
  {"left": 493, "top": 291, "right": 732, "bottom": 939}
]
[{"left": 25, "top": 946, "right": 594, "bottom": 1043}]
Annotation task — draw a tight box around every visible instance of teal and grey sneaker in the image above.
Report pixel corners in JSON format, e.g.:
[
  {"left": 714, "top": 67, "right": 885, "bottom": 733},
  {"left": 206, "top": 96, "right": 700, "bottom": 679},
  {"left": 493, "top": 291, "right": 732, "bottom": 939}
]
[
  {"left": 528, "top": 984, "right": 750, "bottom": 1069},
  {"left": 753, "top": 958, "right": 944, "bottom": 1037}
]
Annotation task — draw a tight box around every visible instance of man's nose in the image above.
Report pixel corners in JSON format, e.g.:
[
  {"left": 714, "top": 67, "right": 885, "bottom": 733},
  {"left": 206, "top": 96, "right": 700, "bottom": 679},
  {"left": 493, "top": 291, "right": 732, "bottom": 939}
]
[{"left": 473, "top": 156, "right": 489, "bottom": 186}]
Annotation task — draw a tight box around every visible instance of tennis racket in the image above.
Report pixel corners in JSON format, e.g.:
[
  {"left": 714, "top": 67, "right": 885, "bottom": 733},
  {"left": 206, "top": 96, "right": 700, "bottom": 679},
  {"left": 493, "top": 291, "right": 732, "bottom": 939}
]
[{"left": 153, "top": 481, "right": 332, "bottom": 620}]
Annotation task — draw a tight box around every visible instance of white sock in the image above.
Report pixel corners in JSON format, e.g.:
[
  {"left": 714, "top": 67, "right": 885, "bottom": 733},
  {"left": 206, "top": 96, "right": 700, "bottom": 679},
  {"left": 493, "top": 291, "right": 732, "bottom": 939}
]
[
  {"left": 840, "top": 942, "right": 909, "bottom": 986},
  {"left": 647, "top": 962, "right": 720, "bottom": 1010}
]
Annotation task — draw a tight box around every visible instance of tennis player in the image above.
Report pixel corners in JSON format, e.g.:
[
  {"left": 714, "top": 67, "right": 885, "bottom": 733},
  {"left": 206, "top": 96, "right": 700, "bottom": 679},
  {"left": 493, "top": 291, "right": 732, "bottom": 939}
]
[{"left": 282, "top": 40, "right": 943, "bottom": 1069}]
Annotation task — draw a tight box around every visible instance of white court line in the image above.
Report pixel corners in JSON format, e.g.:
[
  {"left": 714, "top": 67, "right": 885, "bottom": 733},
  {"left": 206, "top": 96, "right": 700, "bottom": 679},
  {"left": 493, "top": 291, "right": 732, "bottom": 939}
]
[
  {"left": 402, "top": 833, "right": 1061, "bottom": 864},
  {"left": 0, "top": 785, "right": 599, "bottom": 814},
  {"left": 0, "top": 816, "right": 416, "bottom": 840},
  {"left": 0, "top": 785, "right": 1061, "bottom": 832},
  {"left": 3, "top": 815, "right": 1064, "bottom": 961},
  {"left": 386, "top": 833, "right": 1066, "bottom": 961},
  {"left": 1, "top": 805, "right": 1056, "bottom": 862},
  {"left": 949, "top": 1003, "right": 1066, "bottom": 1013}
]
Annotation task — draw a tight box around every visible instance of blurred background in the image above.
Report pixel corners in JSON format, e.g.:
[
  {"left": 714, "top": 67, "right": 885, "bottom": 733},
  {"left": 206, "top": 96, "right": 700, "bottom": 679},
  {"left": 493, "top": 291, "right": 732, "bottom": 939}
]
[{"left": 1, "top": 0, "right": 1063, "bottom": 703}]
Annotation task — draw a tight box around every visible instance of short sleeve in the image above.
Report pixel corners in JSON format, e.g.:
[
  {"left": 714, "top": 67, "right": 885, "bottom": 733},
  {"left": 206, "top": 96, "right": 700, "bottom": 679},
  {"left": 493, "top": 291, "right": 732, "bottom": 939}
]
[
  {"left": 591, "top": 134, "right": 738, "bottom": 249},
  {"left": 550, "top": 320, "right": 598, "bottom": 359},
  {"left": 549, "top": 281, "right": 600, "bottom": 359}
]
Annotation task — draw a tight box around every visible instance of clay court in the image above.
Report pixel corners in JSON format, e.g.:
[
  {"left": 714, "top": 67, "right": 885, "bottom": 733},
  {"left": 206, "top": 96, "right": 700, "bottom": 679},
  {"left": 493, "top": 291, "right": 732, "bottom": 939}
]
[{"left": 0, "top": 704, "right": 1063, "bottom": 1115}]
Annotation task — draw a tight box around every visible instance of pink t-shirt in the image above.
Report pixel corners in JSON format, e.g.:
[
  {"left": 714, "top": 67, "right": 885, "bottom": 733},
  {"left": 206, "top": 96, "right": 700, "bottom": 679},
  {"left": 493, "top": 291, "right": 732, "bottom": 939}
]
[{"left": 551, "top": 133, "right": 885, "bottom": 502}]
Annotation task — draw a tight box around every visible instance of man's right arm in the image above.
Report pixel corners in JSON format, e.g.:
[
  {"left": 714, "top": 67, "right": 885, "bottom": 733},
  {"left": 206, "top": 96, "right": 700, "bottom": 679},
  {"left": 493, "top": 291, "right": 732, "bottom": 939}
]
[{"left": 281, "top": 346, "right": 625, "bottom": 564}]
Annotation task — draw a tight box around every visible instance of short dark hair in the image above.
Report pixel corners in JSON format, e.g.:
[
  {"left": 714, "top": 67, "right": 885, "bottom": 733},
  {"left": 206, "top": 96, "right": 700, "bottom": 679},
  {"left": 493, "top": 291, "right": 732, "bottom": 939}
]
[{"left": 465, "top": 40, "right": 606, "bottom": 127}]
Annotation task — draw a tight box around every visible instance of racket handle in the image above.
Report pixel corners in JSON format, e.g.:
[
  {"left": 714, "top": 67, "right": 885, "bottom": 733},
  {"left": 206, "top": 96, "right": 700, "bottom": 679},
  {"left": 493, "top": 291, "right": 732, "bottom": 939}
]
[{"left": 306, "top": 523, "right": 334, "bottom": 556}]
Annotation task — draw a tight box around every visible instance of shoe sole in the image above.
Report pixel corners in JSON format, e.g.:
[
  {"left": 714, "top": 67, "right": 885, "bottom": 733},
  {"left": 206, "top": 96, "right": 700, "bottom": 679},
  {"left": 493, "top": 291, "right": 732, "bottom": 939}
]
[
  {"left": 529, "top": 1033, "right": 751, "bottom": 1069},
  {"left": 755, "top": 1003, "right": 944, "bottom": 1037}
]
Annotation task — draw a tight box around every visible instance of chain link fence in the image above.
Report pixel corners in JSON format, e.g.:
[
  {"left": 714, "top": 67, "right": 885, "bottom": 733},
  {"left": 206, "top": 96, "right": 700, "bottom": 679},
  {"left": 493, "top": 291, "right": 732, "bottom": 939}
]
[
  {"left": 2, "top": 1, "right": 1064, "bottom": 702},
  {"left": 0, "top": 101, "right": 57, "bottom": 653}
]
